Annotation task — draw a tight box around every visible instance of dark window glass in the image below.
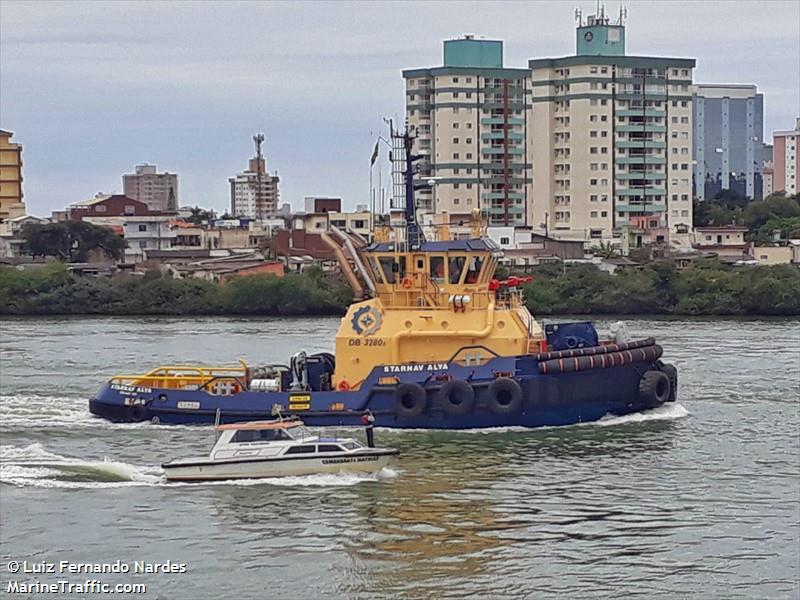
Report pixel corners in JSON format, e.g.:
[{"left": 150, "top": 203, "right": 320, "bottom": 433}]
[
  {"left": 317, "top": 444, "right": 343, "bottom": 452},
  {"left": 430, "top": 256, "right": 445, "bottom": 283},
  {"left": 285, "top": 445, "right": 316, "bottom": 455},
  {"left": 465, "top": 256, "right": 484, "bottom": 284},
  {"left": 448, "top": 256, "right": 467, "bottom": 284}
]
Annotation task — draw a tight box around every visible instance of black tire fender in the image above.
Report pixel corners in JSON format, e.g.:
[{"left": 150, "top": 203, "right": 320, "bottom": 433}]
[
  {"left": 394, "top": 383, "right": 428, "bottom": 418},
  {"left": 639, "top": 370, "right": 671, "bottom": 408},
  {"left": 486, "top": 378, "right": 524, "bottom": 415},
  {"left": 437, "top": 380, "right": 475, "bottom": 415},
  {"left": 129, "top": 404, "right": 147, "bottom": 422},
  {"left": 660, "top": 364, "right": 678, "bottom": 402}
]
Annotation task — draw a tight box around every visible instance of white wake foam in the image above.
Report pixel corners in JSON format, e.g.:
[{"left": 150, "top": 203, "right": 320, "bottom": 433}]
[
  {"left": 375, "top": 403, "right": 690, "bottom": 435},
  {"left": 0, "top": 443, "right": 163, "bottom": 489},
  {"left": 0, "top": 443, "right": 396, "bottom": 489}
]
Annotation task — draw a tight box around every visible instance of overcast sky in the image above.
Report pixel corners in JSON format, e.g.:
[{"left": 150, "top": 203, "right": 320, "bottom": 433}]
[{"left": 1, "top": 0, "right": 798, "bottom": 216}]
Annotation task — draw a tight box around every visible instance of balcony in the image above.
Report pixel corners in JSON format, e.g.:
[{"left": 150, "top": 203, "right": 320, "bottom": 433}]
[
  {"left": 617, "top": 124, "right": 667, "bottom": 133},
  {"left": 487, "top": 205, "right": 524, "bottom": 215},
  {"left": 617, "top": 188, "right": 667, "bottom": 196},
  {"left": 616, "top": 172, "right": 665, "bottom": 181},
  {"left": 617, "top": 109, "right": 666, "bottom": 117},
  {"left": 616, "top": 204, "right": 667, "bottom": 214},
  {"left": 482, "top": 147, "right": 524, "bottom": 155},
  {"left": 481, "top": 117, "right": 524, "bottom": 126},
  {"left": 615, "top": 156, "right": 666, "bottom": 165},
  {"left": 481, "top": 131, "right": 524, "bottom": 141},
  {"left": 617, "top": 140, "right": 667, "bottom": 149},
  {"left": 482, "top": 191, "right": 524, "bottom": 201}
]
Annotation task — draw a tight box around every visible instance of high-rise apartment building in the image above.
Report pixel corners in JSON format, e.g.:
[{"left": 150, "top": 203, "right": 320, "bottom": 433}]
[
  {"left": 122, "top": 163, "right": 179, "bottom": 212},
  {"left": 529, "top": 8, "right": 695, "bottom": 244},
  {"left": 772, "top": 118, "right": 799, "bottom": 195},
  {"left": 0, "top": 130, "right": 26, "bottom": 224},
  {"left": 229, "top": 134, "right": 280, "bottom": 219},
  {"left": 693, "top": 85, "right": 765, "bottom": 201},
  {"left": 403, "top": 36, "right": 531, "bottom": 226}
]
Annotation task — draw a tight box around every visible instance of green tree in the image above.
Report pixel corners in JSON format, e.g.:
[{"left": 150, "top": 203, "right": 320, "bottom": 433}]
[
  {"left": 186, "top": 206, "right": 217, "bottom": 225},
  {"left": 22, "top": 221, "right": 126, "bottom": 262}
]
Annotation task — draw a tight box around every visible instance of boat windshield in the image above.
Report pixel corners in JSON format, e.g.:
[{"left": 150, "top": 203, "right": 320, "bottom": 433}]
[
  {"left": 286, "top": 424, "right": 315, "bottom": 441},
  {"left": 340, "top": 440, "right": 363, "bottom": 450},
  {"left": 232, "top": 428, "right": 292, "bottom": 443}
]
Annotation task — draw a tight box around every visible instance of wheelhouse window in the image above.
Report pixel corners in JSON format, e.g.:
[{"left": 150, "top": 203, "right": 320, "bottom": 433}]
[
  {"left": 284, "top": 445, "right": 316, "bottom": 455},
  {"left": 448, "top": 255, "right": 467, "bottom": 284},
  {"left": 317, "top": 444, "right": 343, "bottom": 452},
  {"left": 464, "top": 256, "right": 484, "bottom": 284},
  {"left": 378, "top": 256, "right": 405, "bottom": 284},
  {"left": 429, "top": 256, "right": 445, "bottom": 283},
  {"left": 232, "top": 429, "right": 290, "bottom": 443}
]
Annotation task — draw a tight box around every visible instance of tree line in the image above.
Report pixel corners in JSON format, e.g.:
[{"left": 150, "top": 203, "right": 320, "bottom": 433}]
[{"left": 2, "top": 259, "right": 798, "bottom": 316}]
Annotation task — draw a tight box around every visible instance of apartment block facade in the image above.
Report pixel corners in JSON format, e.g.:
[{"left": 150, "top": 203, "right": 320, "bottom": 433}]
[
  {"left": 772, "top": 118, "right": 799, "bottom": 195},
  {"left": 693, "top": 85, "right": 765, "bottom": 201},
  {"left": 529, "top": 11, "right": 695, "bottom": 244},
  {"left": 0, "top": 130, "right": 26, "bottom": 226},
  {"left": 229, "top": 136, "right": 280, "bottom": 220},
  {"left": 403, "top": 37, "right": 531, "bottom": 226},
  {"left": 122, "top": 164, "right": 179, "bottom": 212}
]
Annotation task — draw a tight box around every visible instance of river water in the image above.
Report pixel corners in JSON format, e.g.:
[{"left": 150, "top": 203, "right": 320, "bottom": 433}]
[{"left": 0, "top": 316, "right": 798, "bottom": 599}]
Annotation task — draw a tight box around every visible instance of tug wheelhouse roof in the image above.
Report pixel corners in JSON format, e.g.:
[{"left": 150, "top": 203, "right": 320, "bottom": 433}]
[{"left": 365, "top": 238, "right": 500, "bottom": 253}]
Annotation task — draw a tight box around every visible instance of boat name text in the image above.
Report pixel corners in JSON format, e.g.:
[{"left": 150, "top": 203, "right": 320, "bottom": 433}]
[{"left": 382, "top": 363, "right": 449, "bottom": 373}]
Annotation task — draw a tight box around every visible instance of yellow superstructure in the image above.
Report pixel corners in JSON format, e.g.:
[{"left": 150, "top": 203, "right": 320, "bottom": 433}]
[{"left": 332, "top": 226, "right": 544, "bottom": 390}]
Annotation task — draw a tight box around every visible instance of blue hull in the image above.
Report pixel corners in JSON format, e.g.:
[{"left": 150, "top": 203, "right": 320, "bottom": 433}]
[{"left": 89, "top": 350, "right": 675, "bottom": 429}]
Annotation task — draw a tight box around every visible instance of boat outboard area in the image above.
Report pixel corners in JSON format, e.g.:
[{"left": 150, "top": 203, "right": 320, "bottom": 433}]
[
  {"left": 161, "top": 418, "right": 398, "bottom": 482},
  {"left": 89, "top": 125, "right": 678, "bottom": 431}
]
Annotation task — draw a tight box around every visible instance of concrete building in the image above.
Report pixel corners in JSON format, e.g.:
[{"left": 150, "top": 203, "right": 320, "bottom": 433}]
[
  {"left": 122, "top": 164, "right": 179, "bottom": 212},
  {"left": 693, "top": 85, "right": 765, "bottom": 201},
  {"left": 529, "top": 8, "right": 695, "bottom": 245},
  {"left": 230, "top": 134, "right": 280, "bottom": 219},
  {"left": 0, "top": 130, "right": 26, "bottom": 227},
  {"left": 762, "top": 160, "right": 774, "bottom": 196},
  {"left": 403, "top": 36, "right": 531, "bottom": 226},
  {"left": 122, "top": 215, "right": 177, "bottom": 263},
  {"left": 304, "top": 196, "right": 341, "bottom": 213},
  {"left": 772, "top": 118, "right": 800, "bottom": 195}
]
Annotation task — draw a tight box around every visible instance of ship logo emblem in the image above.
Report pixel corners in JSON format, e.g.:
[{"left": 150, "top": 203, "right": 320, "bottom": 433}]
[{"left": 351, "top": 306, "right": 382, "bottom": 336}]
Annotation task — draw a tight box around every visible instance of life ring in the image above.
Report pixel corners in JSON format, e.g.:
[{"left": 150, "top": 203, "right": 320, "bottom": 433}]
[
  {"left": 486, "top": 378, "right": 523, "bottom": 414},
  {"left": 437, "top": 380, "right": 475, "bottom": 415},
  {"left": 129, "top": 404, "right": 147, "bottom": 422},
  {"left": 338, "top": 380, "right": 351, "bottom": 392},
  {"left": 638, "top": 370, "right": 671, "bottom": 408},
  {"left": 394, "top": 383, "right": 427, "bottom": 417},
  {"left": 401, "top": 277, "right": 414, "bottom": 289},
  {"left": 660, "top": 364, "right": 678, "bottom": 402}
]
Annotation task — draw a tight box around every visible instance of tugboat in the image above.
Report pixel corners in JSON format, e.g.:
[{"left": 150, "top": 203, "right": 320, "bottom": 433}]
[{"left": 89, "top": 127, "right": 678, "bottom": 429}]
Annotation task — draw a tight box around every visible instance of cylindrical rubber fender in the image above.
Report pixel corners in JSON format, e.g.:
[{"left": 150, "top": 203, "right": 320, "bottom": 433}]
[
  {"left": 437, "top": 380, "right": 475, "bottom": 415},
  {"left": 129, "top": 404, "right": 147, "bottom": 422},
  {"left": 638, "top": 370, "right": 671, "bottom": 409},
  {"left": 486, "top": 378, "right": 524, "bottom": 415},
  {"left": 533, "top": 337, "right": 656, "bottom": 361},
  {"left": 661, "top": 364, "right": 678, "bottom": 402},
  {"left": 394, "top": 383, "right": 428, "bottom": 418}
]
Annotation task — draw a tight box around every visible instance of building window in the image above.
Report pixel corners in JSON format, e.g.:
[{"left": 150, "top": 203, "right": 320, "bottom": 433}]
[
  {"left": 95, "top": 205, "right": 107, "bottom": 213},
  {"left": 138, "top": 224, "right": 147, "bottom": 232},
  {"left": 453, "top": 138, "right": 459, "bottom": 144},
  {"left": 500, "top": 237, "right": 510, "bottom": 245}
]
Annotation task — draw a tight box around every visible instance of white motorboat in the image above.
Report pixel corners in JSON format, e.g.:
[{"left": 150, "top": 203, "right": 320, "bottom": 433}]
[{"left": 161, "top": 419, "right": 398, "bottom": 482}]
